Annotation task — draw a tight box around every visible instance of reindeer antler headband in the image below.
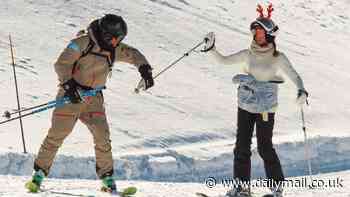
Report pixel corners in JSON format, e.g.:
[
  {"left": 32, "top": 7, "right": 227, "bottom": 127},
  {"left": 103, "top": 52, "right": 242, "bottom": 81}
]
[{"left": 256, "top": 3, "right": 274, "bottom": 18}]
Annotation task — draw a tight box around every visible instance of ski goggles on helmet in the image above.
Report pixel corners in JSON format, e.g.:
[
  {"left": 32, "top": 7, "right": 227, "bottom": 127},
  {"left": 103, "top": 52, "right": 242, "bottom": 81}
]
[
  {"left": 250, "top": 17, "right": 279, "bottom": 36},
  {"left": 102, "top": 31, "right": 125, "bottom": 43},
  {"left": 101, "top": 27, "right": 125, "bottom": 42}
]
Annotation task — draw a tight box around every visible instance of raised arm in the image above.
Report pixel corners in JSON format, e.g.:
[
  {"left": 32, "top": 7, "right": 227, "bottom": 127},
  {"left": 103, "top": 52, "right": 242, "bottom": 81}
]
[
  {"left": 210, "top": 48, "right": 248, "bottom": 66},
  {"left": 202, "top": 32, "right": 248, "bottom": 66}
]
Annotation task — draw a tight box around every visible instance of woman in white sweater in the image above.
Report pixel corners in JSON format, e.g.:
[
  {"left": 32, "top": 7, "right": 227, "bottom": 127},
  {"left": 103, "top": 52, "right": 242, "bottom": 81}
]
[{"left": 202, "top": 5, "right": 308, "bottom": 197}]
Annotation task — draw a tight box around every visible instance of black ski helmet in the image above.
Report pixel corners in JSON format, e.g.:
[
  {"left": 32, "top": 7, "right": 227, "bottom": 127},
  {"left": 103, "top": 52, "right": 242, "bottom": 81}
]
[
  {"left": 250, "top": 17, "right": 279, "bottom": 43},
  {"left": 99, "top": 14, "right": 128, "bottom": 40},
  {"left": 250, "top": 4, "right": 279, "bottom": 43}
]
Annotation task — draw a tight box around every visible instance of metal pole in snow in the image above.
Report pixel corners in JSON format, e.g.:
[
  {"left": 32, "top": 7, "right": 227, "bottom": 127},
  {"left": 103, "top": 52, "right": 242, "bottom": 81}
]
[
  {"left": 301, "top": 107, "right": 313, "bottom": 183},
  {"left": 9, "top": 34, "right": 27, "bottom": 154}
]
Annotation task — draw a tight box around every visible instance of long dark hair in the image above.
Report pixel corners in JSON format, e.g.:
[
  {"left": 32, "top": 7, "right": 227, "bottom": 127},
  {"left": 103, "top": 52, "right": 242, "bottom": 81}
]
[{"left": 272, "top": 40, "right": 279, "bottom": 57}]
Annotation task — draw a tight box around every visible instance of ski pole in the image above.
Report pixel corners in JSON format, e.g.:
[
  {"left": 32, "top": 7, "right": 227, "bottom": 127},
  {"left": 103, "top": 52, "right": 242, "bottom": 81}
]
[
  {"left": 3, "top": 102, "right": 52, "bottom": 119},
  {"left": 9, "top": 35, "right": 27, "bottom": 153},
  {"left": 0, "top": 86, "right": 105, "bottom": 125},
  {"left": 0, "top": 102, "right": 63, "bottom": 125},
  {"left": 134, "top": 40, "right": 206, "bottom": 93},
  {"left": 3, "top": 86, "right": 106, "bottom": 119},
  {"left": 301, "top": 106, "right": 313, "bottom": 183}
]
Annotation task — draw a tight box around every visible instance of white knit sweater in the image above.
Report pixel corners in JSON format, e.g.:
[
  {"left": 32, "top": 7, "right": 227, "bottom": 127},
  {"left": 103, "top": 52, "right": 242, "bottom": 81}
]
[{"left": 210, "top": 41, "right": 305, "bottom": 90}]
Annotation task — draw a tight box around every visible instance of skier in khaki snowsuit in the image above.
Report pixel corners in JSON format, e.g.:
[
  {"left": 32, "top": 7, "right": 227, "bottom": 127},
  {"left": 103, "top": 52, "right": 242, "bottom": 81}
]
[{"left": 26, "top": 14, "right": 154, "bottom": 192}]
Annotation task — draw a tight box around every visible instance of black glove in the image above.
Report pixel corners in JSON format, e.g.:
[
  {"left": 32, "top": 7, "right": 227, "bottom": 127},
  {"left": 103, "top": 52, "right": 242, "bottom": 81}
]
[
  {"left": 297, "top": 89, "right": 309, "bottom": 105},
  {"left": 138, "top": 64, "right": 154, "bottom": 90},
  {"left": 62, "top": 79, "right": 82, "bottom": 104},
  {"left": 201, "top": 32, "right": 215, "bottom": 52},
  {"left": 298, "top": 89, "right": 309, "bottom": 98}
]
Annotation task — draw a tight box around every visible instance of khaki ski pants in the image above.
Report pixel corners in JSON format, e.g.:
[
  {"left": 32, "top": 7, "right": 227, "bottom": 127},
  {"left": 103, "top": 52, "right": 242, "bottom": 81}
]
[{"left": 34, "top": 93, "right": 113, "bottom": 178}]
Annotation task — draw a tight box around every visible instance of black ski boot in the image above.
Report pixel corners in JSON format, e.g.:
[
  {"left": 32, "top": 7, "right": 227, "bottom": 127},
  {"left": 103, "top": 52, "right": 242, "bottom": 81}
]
[{"left": 225, "top": 186, "right": 251, "bottom": 197}]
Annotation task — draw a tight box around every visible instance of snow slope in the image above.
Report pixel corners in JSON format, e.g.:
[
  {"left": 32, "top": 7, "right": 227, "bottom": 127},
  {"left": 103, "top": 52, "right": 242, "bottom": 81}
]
[
  {"left": 1, "top": 170, "right": 349, "bottom": 196},
  {"left": 0, "top": 0, "right": 350, "bottom": 190}
]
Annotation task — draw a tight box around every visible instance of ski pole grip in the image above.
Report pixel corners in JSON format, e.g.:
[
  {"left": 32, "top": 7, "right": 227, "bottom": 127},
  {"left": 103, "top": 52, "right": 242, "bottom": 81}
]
[{"left": 3, "top": 111, "right": 11, "bottom": 119}]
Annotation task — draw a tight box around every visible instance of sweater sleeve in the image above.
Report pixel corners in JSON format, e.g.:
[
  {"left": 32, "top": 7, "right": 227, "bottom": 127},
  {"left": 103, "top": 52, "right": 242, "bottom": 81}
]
[
  {"left": 278, "top": 53, "right": 305, "bottom": 90},
  {"left": 209, "top": 48, "right": 248, "bottom": 66}
]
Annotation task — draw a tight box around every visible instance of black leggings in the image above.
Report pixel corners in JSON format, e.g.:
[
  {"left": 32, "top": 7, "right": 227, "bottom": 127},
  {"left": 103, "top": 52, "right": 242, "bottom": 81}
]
[{"left": 234, "top": 108, "right": 284, "bottom": 183}]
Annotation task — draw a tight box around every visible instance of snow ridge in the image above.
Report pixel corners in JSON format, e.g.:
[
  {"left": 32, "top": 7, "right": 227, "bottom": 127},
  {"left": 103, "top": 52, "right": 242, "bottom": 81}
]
[{"left": 1, "top": 136, "right": 350, "bottom": 182}]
